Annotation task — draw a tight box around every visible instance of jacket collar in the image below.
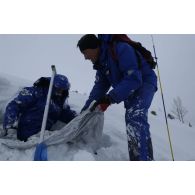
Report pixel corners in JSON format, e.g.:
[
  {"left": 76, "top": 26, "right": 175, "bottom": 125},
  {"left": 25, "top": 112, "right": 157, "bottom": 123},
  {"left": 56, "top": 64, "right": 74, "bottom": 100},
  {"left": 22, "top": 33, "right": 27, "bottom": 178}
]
[{"left": 93, "top": 43, "right": 108, "bottom": 70}]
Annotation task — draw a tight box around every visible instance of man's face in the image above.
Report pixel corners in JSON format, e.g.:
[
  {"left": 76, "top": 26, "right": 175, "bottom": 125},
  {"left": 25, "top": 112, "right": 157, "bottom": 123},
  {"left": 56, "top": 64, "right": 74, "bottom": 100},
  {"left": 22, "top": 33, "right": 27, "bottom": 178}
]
[
  {"left": 55, "top": 88, "right": 68, "bottom": 97},
  {"left": 82, "top": 48, "right": 99, "bottom": 64},
  {"left": 52, "top": 87, "right": 69, "bottom": 103}
]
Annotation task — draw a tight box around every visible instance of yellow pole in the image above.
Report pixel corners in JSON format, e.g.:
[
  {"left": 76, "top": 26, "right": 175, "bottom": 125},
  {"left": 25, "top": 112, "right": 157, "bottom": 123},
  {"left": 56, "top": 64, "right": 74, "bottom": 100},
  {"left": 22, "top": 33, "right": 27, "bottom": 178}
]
[{"left": 151, "top": 35, "right": 175, "bottom": 161}]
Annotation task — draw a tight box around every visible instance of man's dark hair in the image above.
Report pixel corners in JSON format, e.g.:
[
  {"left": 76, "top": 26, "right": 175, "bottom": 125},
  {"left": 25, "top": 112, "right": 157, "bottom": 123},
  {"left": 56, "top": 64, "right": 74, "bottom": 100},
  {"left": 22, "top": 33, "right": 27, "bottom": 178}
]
[{"left": 77, "top": 34, "right": 100, "bottom": 52}]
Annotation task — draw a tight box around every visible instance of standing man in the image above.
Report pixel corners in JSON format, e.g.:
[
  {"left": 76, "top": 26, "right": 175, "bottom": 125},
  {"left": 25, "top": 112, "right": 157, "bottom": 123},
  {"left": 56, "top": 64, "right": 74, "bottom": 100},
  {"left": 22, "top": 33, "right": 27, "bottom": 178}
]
[{"left": 77, "top": 34, "right": 157, "bottom": 161}]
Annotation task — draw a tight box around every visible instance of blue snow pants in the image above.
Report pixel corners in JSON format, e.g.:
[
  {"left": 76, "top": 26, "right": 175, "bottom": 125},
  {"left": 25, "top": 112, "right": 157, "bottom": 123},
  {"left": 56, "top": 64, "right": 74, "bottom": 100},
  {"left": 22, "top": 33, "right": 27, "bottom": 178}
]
[{"left": 124, "top": 83, "right": 156, "bottom": 161}]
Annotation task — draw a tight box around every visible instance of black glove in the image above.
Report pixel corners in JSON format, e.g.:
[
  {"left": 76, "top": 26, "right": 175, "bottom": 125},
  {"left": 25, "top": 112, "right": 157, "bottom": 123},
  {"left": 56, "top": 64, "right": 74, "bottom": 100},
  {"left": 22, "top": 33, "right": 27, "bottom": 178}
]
[{"left": 90, "top": 95, "right": 112, "bottom": 112}]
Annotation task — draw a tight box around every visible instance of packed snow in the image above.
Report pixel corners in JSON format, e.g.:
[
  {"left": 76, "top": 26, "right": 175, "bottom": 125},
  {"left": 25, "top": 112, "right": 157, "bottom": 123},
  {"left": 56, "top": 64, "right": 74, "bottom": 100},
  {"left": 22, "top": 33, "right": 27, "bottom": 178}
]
[{"left": 0, "top": 73, "right": 195, "bottom": 161}]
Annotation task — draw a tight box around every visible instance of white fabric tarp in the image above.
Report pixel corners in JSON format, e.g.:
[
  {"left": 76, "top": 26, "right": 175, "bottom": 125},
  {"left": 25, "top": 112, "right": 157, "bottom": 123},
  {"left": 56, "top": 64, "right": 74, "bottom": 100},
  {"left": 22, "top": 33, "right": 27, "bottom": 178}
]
[{"left": 0, "top": 110, "right": 104, "bottom": 152}]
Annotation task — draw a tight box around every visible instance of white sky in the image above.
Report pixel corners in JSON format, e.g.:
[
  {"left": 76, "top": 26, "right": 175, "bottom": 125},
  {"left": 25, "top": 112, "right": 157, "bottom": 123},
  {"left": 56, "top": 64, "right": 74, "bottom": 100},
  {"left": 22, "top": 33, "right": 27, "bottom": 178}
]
[{"left": 0, "top": 34, "right": 195, "bottom": 125}]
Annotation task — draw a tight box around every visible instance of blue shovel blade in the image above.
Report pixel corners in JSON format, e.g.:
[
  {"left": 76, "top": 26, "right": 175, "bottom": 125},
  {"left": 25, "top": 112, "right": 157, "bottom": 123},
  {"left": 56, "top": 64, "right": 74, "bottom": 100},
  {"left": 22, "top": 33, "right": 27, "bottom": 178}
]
[{"left": 34, "top": 142, "right": 48, "bottom": 161}]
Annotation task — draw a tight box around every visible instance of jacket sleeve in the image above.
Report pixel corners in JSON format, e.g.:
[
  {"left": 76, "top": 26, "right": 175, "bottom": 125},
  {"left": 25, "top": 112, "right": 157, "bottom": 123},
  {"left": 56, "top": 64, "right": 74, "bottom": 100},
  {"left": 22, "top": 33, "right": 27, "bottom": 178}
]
[
  {"left": 59, "top": 105, "right": 77, "bottom": 123},
  {"left": 81, "top": 71, "right": 111, "bottom": 111},
  {"left": 3, "top": 87, "right": 38, "bottom": 130},
  {"left": 109, "top": 43, "right": 142, "bottom": 103}
]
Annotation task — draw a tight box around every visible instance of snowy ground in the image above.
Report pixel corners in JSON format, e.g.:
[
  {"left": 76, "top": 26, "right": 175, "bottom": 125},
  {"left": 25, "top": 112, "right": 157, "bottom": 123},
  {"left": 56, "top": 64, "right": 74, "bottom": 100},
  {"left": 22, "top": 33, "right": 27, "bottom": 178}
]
[{"left": 0, "top": 73, "right": 195, "bottom": 161}]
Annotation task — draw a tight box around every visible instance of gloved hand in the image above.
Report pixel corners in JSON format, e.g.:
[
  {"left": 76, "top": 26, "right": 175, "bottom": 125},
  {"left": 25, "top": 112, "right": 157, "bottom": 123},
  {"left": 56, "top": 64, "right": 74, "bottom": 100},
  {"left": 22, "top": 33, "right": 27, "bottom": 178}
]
[{"left": 90, "top": 95, "right": 112, "bottom": 112}]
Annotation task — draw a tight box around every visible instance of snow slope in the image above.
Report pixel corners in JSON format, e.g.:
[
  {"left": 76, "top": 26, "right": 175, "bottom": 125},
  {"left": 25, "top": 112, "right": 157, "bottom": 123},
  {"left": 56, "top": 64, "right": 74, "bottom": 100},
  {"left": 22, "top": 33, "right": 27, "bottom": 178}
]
[{"left": 0, "top": 73, "right": 194, "bottom": 161}]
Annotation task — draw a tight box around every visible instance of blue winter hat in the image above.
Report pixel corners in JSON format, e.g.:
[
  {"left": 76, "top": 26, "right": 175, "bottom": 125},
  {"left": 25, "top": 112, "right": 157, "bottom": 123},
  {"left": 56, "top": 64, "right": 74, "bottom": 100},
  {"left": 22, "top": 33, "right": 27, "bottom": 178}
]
[
  {"left": 54, "top": 74, "right": 70, "bottom": 90},
  {"left": 34, "top": 75, "right": 70, "bottom": 90}
]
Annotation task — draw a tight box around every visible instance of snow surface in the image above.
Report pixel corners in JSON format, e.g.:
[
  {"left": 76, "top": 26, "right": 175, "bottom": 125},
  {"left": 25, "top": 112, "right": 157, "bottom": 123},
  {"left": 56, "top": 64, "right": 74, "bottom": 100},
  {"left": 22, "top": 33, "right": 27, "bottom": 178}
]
[{"left": 0, "top": 73, "right": 195, "bottom": 161}]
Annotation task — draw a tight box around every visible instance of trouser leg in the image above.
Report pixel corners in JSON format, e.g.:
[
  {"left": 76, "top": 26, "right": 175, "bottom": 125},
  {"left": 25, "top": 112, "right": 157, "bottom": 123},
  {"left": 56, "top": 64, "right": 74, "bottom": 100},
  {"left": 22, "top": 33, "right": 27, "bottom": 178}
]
[
  {"left": 125, "top": 105, "right": 153, "bottom": 161},
  {"left": 124, "top": 84, "right": 156, "bottom": 161}
]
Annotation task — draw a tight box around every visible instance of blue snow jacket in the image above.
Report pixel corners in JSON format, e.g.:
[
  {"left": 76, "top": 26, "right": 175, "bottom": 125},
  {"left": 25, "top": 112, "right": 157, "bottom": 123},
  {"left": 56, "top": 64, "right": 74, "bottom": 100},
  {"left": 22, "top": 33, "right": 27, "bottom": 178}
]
[
  {"left": 82, "top": 34, "right": 157, "bottom": 110},
  {"left": 3, "top": 74, "right": 77, "bottom": 141}
]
